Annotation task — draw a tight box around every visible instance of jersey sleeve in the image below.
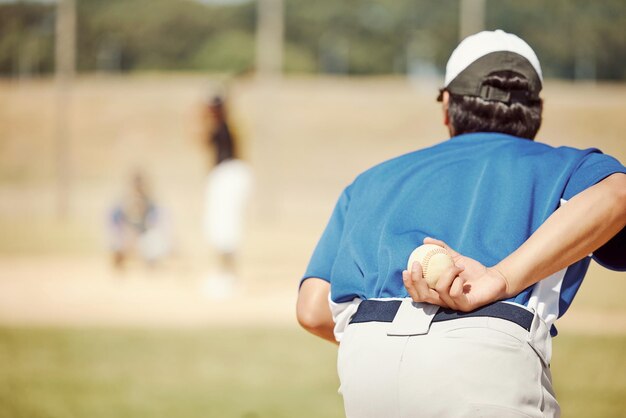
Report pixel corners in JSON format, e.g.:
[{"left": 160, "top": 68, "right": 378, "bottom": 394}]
[
  {"left": 563, "top": 150, "right": 626, "bottom": 271},
  {"left": 593, "top": 227, "right": 626, "bottom": 271},
  {"left": 301, "top": 187, "right": 351, "bottom": 285},
  {"left": 563, "top": 150, "right": 626, "bottom": 200}
]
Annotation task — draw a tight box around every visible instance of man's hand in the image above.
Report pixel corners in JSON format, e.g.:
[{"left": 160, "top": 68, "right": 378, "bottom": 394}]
[{"left": 402, "top": 237, "right": 509, "bottom": 312}]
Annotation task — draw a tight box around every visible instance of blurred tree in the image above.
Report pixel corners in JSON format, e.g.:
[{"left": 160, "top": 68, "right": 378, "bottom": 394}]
[
  {"left": 191, "top": 29, "right": 254, "bottom": 72},
  {"left": 0, "top": 2, "right": 55, "bottom": 77},
  {"left": 487, "top": 0, "right": 626, "bottom": 80},
  {"left": 76, "top": 0, "right": 255, "bottom": 72},
  {"left": 0, "top": 0, "right": 624, "bottom": 79}
]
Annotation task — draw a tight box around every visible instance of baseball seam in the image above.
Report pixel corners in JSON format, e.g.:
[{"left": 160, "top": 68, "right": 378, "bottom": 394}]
[{"left": 422, "top": 248, "right": 448, "bottom": 280}]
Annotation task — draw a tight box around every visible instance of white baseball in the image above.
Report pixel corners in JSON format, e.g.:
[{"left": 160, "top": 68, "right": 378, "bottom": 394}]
[{"left": 406, "top": 244, "right": 455, "bottom": 288}]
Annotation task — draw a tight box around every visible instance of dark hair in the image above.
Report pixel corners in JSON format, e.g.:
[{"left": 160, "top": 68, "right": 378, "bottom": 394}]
[{"left": 447, "top": 71, "right": 543, "bottom": 140}]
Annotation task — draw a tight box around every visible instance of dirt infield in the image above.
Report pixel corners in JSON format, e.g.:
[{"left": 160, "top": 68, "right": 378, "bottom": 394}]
[
  {"left": 0, "top": 254, "right": 624, "bottom": 334},
  {"left": 0, "top": 255, "right": 298, "bottom": 328}
]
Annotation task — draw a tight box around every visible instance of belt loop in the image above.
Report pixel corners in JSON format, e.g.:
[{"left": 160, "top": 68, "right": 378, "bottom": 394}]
[
  {"left": 527, "top": 308, "right": 552, "bottom": 366},
  {"left": 387, "top": 299, "right": 439, "bottom": 336}
]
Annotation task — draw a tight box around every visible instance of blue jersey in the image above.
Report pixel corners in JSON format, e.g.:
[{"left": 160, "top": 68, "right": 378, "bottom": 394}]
[{"left": 303, "top": 132, "right": 625, "bottom": 334}]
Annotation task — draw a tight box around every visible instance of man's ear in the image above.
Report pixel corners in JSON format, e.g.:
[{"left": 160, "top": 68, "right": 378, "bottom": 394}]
[
  {"left": 442, "top": 91, "right": 455, "bottom": 137},
  {"left": 442, "top": 91, "right": 450, "bottom": 127}
]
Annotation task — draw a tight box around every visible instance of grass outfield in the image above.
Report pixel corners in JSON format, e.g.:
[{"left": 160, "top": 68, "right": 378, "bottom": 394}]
[{"left": 0, "top": 328, "right": 624, "bottom": 418}]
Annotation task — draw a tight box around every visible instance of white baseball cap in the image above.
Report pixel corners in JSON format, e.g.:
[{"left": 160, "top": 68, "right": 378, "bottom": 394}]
[{"left": 438, "top": 30, "right": 543, "bottom": 103}]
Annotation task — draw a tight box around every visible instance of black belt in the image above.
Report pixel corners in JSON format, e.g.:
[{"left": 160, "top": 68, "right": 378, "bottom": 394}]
[{"left": 349, "top": 300, "right": 534, "bottom": 332}]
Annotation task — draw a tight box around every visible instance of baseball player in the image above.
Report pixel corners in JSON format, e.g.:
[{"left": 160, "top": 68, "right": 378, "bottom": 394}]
[
  {"left": 109, "top": 171, "right": 170, "bottom": 270},
  {"left": 297, "top": 30, "right": 626, "bottom": 418},
  {"left": 202, "top": 95, "right": 252, "bottom": 296}
]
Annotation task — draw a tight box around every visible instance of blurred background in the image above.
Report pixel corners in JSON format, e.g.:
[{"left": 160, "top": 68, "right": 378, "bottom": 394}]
[{"left": 0, "top": 0, "right": 625, "bottom": 417}]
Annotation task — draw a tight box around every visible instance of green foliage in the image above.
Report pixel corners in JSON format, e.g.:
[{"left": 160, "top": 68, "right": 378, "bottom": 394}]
[
  {"left": 487, "top": 0, "right": 626, "bottom": 80},
  {"left": 0, "top": 0, "right": 624, "bottom": 78},
  {"left": 191, "top": 30, "right": 254, "bottom": 73},
  {"left": 283, "top": 41, "right": 316, "bottom": 73},
  {"left": 0, "top": 2, "right": 55, "bottom": 76},
  {"left": 76, "top": 0, "right": 255, "bottom": 72},
  {"left": 284, "top": 0, "right": 459, "bottom": 74}
]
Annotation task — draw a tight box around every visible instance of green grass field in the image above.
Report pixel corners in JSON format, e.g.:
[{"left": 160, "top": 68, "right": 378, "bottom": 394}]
[
  {"left": 0, "top": 327, "right": 341, "bottom": 418},
  {"left": 0, "top": 327, "right": 624, "bottom": 418}
]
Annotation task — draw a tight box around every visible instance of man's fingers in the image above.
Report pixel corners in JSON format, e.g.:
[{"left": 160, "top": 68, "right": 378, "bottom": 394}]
[
  {"left": 411, "top": 261, "right": 434, "bottom": 301},
  {"left": 425, "top": 288, "right": 449, "bottom": 308},
  {"left": 434, "top": 265, "right": 464, "bottom": 309},
  {"left": 402, "top": 269, "right": 420, "bottom": 301},
  {"left": 409, "top": 261, "right": 430, "bottom": 301},
  {"left": 423, "top": 236, "right": 446, "bottom": 247},
  {"left": 423, "top": 237, "right": 460, "bottom": 258},
  {"left": 449, "top": 275, "right": 466, "bottom": 299},
  {"left": 403, "top": 263, "right": 449, "bottom": 308}
]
